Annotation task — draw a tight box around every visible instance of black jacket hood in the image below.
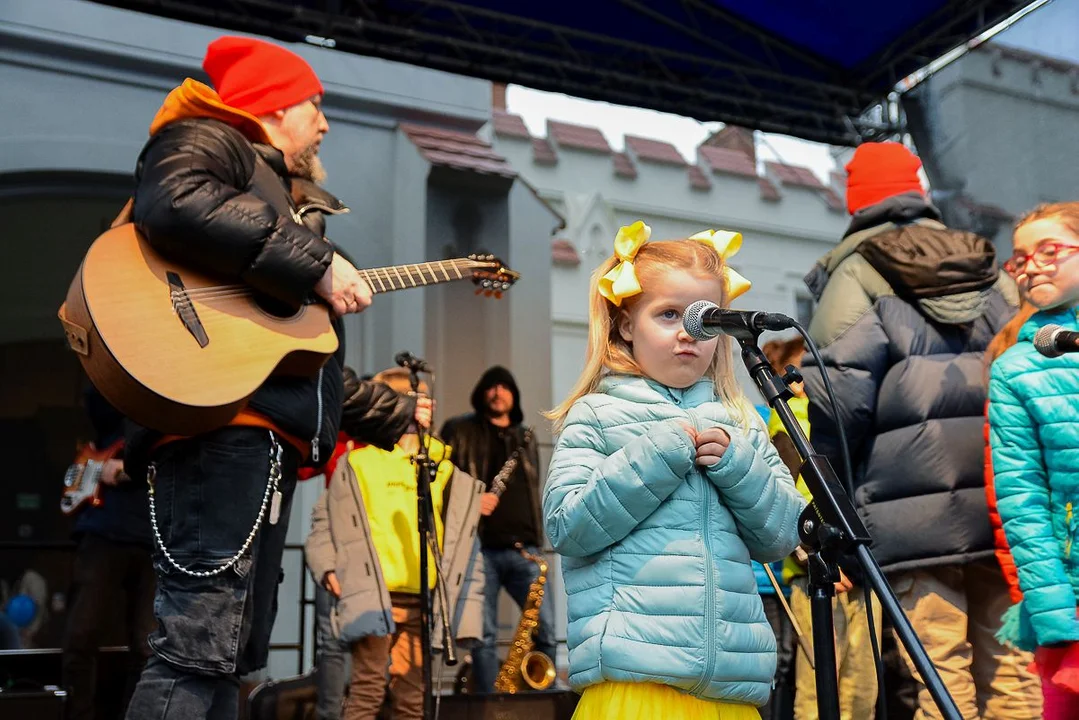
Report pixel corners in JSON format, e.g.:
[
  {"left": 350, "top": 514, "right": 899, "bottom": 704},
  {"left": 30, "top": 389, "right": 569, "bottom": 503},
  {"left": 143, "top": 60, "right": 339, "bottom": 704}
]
[{"left": 470, "top": 366, "right": 523, "bottom": 426}]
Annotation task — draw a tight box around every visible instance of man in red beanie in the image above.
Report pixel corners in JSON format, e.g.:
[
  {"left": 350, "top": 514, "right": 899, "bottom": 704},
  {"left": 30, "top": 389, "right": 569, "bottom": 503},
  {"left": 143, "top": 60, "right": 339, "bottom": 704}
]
[
  {"left": 798, "top": 143, "right": 1041, "bottom": 719},
  {"left": 120, "top": 35, "right": 429, "bottom": 720}
]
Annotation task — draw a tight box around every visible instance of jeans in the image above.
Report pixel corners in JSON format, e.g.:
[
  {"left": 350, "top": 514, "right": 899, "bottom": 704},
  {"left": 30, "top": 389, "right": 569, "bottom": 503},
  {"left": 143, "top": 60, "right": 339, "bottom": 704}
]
[
  {"left": 124, "top": 428, "right": 299, "bottom": 720},
  {"left": 62, "top": 534, "right": 156, "bottom": 720},
  {"left": 315, "top": 583, "right": 350, "bottom": 720},
  {"left": 472, "top": 545, "right": 557, "bottom": 693}
]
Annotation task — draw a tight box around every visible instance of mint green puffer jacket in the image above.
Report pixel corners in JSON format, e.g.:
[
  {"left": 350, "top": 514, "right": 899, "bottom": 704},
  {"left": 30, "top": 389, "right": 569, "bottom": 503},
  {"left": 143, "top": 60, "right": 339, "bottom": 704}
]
[{"left": 543, "top": 376, "right": 805, "bottom": 706}]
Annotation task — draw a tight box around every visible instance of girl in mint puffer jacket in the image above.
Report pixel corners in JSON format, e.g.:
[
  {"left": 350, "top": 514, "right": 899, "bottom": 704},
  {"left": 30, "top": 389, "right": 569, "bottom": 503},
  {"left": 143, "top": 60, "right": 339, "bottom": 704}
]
[
  {"left": 990, "top": 202, "right": 1079, "bottom": 718},
  {"left": 544, "top": 223, "right": 805, "bottom": 720}
]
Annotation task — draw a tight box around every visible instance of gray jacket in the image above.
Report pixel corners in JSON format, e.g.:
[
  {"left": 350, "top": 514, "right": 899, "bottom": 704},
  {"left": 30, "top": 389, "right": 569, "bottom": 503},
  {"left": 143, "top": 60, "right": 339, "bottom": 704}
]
[{"left": 304, "top": 457, "right": 486, "bottom": 648}]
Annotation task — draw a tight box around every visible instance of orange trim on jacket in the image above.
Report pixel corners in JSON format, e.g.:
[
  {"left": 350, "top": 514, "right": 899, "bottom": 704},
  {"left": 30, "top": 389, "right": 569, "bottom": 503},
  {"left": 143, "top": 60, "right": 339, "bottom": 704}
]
[
  {"left": 149, "top": 78, "right": 274, "bottom": 144},
  {"left": 985, "top": 400, "right": 1023, "bottom": 604}
]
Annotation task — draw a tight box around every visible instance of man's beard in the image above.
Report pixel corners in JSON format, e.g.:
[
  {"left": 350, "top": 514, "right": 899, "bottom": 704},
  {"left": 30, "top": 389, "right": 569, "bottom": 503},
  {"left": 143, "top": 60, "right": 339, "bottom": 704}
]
[{"left": 292, "top": 144, "right": 327, "bottom": 185}]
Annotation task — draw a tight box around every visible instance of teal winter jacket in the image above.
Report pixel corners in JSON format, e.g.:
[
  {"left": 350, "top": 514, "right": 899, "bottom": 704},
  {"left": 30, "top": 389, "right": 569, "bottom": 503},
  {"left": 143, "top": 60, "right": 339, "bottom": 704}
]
[
  {"left": 543, "top": 376, "right": 805, "bottom": 706},
  {"left": 989, "top": 307, "right": 1079, "bottom": 651}
]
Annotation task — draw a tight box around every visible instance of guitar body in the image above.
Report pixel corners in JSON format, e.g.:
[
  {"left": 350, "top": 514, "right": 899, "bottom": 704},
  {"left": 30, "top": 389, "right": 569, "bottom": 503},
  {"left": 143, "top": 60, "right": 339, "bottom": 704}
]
[
  {"left": 60, "top": 225, "right": 338, "bottom": 436},
  {"left": 61, "top": 440, "right": 124, "bottom": 515}
]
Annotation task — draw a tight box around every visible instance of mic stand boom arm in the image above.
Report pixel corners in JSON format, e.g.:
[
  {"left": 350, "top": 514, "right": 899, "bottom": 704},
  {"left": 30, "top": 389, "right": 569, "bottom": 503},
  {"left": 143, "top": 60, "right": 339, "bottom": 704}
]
[{"left": 736, "top": 333, "right": 961, "bottom": 720}]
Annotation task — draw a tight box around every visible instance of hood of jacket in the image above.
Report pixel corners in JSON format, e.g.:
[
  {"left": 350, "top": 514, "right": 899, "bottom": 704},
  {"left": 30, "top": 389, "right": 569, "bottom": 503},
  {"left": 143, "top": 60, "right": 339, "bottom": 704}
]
[
  {"left": 470, "top": 365, "right": 524, "bottom": 426},
  {"left": 805, "top": 192, "right": 998, "bottom": 325},
  {"left": 149, "top": 78, "right": 274, "bottom": 144}
]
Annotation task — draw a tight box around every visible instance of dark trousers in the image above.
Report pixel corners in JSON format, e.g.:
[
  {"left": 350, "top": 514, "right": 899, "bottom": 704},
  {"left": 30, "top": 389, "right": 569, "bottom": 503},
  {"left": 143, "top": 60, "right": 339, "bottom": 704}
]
[
  {"left": 62, "top": 534, "right": 156, "bottom": 720},
  {"left": 124, "top": 428, "right": 299, "bottom": 720}
]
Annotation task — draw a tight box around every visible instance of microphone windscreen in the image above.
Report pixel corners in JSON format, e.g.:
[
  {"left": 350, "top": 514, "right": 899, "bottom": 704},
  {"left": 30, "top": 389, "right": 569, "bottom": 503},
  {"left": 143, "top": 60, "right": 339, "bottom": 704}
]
[
  {"left": 1033, "top": 324, "right": 1064, "bottom": 358},
  {"left": 683, "top": 300, "right": 717, "bottom": 341}
]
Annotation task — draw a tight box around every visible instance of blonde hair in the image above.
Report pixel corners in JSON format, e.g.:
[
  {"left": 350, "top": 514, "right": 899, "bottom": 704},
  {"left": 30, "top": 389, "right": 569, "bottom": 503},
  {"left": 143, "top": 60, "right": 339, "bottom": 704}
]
[{"left": 547, "top": 238, "right": 752, "bottom": 430}]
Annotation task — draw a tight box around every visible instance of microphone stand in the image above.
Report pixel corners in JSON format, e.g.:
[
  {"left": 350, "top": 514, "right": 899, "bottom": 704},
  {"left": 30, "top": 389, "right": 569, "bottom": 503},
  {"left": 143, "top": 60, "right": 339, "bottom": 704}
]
[
  {"left": 406, "top": 366, "right": 457, "bottom": 720},
  {"left": 732, "top": 328, "right": 961, "bottom": 720}
]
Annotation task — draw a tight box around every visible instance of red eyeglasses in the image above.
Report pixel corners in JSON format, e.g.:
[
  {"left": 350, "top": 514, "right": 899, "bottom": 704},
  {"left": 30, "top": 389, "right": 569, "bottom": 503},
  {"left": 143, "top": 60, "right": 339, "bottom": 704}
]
[{"left": 1003, "top": 241, "right": 1079, "bottom": 277}]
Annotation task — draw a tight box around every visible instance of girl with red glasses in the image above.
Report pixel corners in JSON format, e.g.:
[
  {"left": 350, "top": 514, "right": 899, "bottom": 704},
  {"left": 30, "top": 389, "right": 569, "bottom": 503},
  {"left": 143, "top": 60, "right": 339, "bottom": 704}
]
[{"left": 990, "top": 202, "right": 1079, "bottom": 719}]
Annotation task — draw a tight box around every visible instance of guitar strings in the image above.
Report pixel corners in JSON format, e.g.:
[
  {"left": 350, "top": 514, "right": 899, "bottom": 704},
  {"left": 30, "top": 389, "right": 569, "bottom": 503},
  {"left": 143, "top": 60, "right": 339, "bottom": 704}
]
[{"left": 176, "top": 259, "right": 486, "bottom": 301}]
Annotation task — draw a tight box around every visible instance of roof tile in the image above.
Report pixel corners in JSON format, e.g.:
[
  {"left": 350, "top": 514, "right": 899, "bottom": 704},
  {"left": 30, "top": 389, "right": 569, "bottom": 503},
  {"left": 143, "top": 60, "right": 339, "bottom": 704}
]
[
  {"left": 400, "top": 123, "right": 516, "bottom": 178},
  {"left": 687, "top": 165, "right": 712, "bottom": 191},
  {"left": 613, "top": 152, "right": 637, "bottom": 179},
  {"left": 492, "top": 111, "right": 530, "bottom": 139},
  {"left": 766, "top": 161, "right": 824, "bottom": 189},
  {"left": 626, "top": 135, "right": 685, "bottom": 166},
  {"left": 532, "top": 137, "right": 558, "bottom": 165},
  {"left": 698, "top": 146, "right": 757, "bottom": 177},
  {"left": 548, "top": 120, "right": 611, "bottom": 153}
]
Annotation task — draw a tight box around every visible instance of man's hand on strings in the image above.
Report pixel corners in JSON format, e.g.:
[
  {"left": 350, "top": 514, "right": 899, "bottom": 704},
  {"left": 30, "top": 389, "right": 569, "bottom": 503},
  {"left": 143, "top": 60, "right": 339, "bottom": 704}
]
[{"left": 315, "top": 252, "right": 373, "bottom": 316}]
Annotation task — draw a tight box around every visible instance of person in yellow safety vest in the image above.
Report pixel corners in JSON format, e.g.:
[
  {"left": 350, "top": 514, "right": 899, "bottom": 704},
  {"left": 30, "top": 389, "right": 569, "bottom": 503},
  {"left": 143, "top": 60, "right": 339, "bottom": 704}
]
[{"left": 305, "top": 368, "right": 485, "bottom": 720}]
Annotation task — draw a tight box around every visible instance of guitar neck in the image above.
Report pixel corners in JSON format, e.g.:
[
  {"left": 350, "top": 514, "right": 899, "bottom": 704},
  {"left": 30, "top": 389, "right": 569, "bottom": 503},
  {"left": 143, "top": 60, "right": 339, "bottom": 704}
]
[{"left": 357, "top": 258, "right": 477, "bottom": 294}]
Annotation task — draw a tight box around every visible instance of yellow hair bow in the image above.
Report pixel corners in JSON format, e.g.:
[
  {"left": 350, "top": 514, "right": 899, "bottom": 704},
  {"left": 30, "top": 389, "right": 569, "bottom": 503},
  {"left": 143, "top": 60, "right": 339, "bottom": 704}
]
[
  {"left": 689, "top": 229, "right": 752, "bottom": 301},
  {"left": 598, "top": 221, "right": 651, "bottom": 306}
]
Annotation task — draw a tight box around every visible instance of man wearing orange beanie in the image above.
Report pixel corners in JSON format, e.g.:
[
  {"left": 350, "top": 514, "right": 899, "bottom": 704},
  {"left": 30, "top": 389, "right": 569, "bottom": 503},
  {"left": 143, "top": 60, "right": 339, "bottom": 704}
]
[
  {"left": 798, "top": 143, "right": 1042, "bottom": 719},
  {"left": 121, "top": 36, "right": 428, "bottom": 720}
]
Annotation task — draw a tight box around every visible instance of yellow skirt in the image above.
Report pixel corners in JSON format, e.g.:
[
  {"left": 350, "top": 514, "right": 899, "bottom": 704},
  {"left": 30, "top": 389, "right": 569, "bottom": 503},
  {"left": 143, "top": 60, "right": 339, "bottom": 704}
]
[{"left": 573, "top": 681, "right": 762, "bottom": 720}]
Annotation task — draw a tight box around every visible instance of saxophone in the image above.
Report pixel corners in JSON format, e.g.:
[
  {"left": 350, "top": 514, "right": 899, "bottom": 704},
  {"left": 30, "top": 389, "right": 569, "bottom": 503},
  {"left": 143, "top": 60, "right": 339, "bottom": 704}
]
[{"left": 493, "top": 544, "right": 557, "bottom": 693}]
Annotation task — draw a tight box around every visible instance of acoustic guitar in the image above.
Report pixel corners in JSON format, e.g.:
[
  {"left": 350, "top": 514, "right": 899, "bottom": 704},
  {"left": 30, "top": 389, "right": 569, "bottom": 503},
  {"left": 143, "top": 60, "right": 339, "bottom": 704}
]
[
  {"left": 60, "top": 439, "right": 124, "bottom": 515},
  {"left": 59, "top": 224, "right": 518, "bottom": 436}
]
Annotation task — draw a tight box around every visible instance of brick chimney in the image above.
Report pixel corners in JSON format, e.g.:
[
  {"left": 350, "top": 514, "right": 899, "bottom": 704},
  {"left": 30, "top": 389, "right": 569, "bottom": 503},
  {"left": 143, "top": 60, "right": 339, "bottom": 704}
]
[
  {"left": 702, "top": 125, "right": 756, "bottom": 164},
  {"left": 492, "top": 82, "right": 507, "bottom": 111}
]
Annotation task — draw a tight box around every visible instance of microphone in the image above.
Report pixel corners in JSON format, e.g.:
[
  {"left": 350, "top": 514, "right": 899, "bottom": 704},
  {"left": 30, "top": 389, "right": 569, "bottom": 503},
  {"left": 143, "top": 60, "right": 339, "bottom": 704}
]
[
  {"left": 683, "top": 300, "right": 795, "bottom": 342},
  {"left": 395, "top": 351, "right": 433, "bottom": 373},
  {"left": 1033, "top": 324, "right": 1079, "bottom": 358}
]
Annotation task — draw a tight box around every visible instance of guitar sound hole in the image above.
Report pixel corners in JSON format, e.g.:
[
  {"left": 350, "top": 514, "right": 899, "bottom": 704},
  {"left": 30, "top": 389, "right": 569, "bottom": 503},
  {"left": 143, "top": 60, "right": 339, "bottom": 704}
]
[{"left": 254, "top": 294, "right": 303, "bottom": 320}]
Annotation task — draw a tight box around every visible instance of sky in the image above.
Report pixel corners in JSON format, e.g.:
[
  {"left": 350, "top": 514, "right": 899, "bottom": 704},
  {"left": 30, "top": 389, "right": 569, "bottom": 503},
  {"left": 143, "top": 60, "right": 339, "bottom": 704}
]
[{"left": 502, "top": 0, "right": 1071, "bottom": 187}]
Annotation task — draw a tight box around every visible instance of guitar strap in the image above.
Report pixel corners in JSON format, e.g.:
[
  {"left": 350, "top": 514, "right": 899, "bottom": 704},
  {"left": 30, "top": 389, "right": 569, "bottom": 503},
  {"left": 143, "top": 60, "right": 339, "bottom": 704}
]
[{"left": 111, "top": 198, "right": 135, "bottom": 228}]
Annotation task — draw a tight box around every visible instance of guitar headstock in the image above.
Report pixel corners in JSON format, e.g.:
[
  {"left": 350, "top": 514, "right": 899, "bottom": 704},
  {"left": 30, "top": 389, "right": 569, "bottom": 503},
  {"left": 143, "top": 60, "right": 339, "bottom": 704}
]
[{"left": 467, "top": 254, "right": 520, "bottom": 299}]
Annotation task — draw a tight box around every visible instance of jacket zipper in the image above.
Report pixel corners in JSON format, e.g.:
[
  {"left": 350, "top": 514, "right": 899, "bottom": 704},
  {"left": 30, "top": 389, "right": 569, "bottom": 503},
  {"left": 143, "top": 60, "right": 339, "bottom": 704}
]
[
  {"left": 344, "top": 463, "right": 391, "bottom": 627},
  {"left": 311, "top": 366, "right": 324, "bottom": 463},
  {"left": 1066, "top": 502, "right": 1075, "bottom": 560},
  {"left": 296, "top": 200, "right": 349, "bottom": 217},
  {"left": 695, "top": 470, "right": 718, "bottom": 695}
]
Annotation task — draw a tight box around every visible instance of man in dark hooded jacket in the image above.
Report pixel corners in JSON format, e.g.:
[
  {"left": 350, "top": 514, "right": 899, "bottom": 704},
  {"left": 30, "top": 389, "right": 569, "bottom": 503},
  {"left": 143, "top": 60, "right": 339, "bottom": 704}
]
[
  {"left": 439, "top": 366, "right": 555, "bottom": 692},
  {"left": 802, "top": 143, "right": 1040, "bottom": 719}
]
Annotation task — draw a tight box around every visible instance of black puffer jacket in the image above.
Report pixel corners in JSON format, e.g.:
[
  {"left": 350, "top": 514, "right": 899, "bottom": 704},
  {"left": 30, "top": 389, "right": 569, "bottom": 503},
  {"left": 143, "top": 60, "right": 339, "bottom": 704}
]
[
  {"left": 802, "top": 194, "right": 1018, "bottom": 573},
  {"left": 124, "top": 118, "right": 412, "bottom": 476}
]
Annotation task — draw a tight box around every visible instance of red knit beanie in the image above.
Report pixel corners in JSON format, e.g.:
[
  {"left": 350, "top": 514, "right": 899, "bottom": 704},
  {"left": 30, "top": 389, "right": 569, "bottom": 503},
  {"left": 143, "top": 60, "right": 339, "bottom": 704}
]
[
  {"left": 202, "top": 36, "right": 324, "bottom": 117},
  {"left": 845, "top": 142, "right": 924, "bottom": 215}
]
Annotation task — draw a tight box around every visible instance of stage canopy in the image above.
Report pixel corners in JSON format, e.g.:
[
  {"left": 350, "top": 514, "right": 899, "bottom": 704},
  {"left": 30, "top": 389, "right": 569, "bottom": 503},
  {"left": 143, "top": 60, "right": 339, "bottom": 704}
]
[{"left": 86, "top": 0, "right": 1035, "bottom": 146}]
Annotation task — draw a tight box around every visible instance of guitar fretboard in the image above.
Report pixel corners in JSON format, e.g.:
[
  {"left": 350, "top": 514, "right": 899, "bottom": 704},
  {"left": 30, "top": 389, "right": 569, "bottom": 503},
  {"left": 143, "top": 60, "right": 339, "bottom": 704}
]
[{"left": 357, "top": 259, "right": 477, "bottom": 294}]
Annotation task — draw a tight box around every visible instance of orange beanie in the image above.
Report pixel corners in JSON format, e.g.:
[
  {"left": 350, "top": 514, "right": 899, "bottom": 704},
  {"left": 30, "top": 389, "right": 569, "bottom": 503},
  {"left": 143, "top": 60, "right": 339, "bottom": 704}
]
[
  {"left": 202, "top": 36, "right": 324, "bottom": 117},
  {"left": 845, "top": 142, "right": 923, "bottom": 215}
]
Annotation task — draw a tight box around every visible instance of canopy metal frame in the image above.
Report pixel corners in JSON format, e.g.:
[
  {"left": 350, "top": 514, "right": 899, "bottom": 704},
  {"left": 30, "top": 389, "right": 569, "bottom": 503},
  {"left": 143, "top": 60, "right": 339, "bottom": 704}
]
[{"left": 88, "top": 0, "right": 1032, "bottom": 146}]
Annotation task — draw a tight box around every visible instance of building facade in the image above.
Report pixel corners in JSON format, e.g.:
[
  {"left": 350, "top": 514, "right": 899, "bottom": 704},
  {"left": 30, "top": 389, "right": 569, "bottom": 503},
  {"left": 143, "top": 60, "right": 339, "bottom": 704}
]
[{"left": 486, "top": 116, "right": 851, "bottom": 404}]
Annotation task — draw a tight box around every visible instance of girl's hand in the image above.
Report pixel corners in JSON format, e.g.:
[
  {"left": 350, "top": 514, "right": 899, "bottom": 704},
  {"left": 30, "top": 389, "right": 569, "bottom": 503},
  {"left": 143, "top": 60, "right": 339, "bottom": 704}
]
[{"left": 695, "top": 427, "right": 731, "bottom": 466}]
